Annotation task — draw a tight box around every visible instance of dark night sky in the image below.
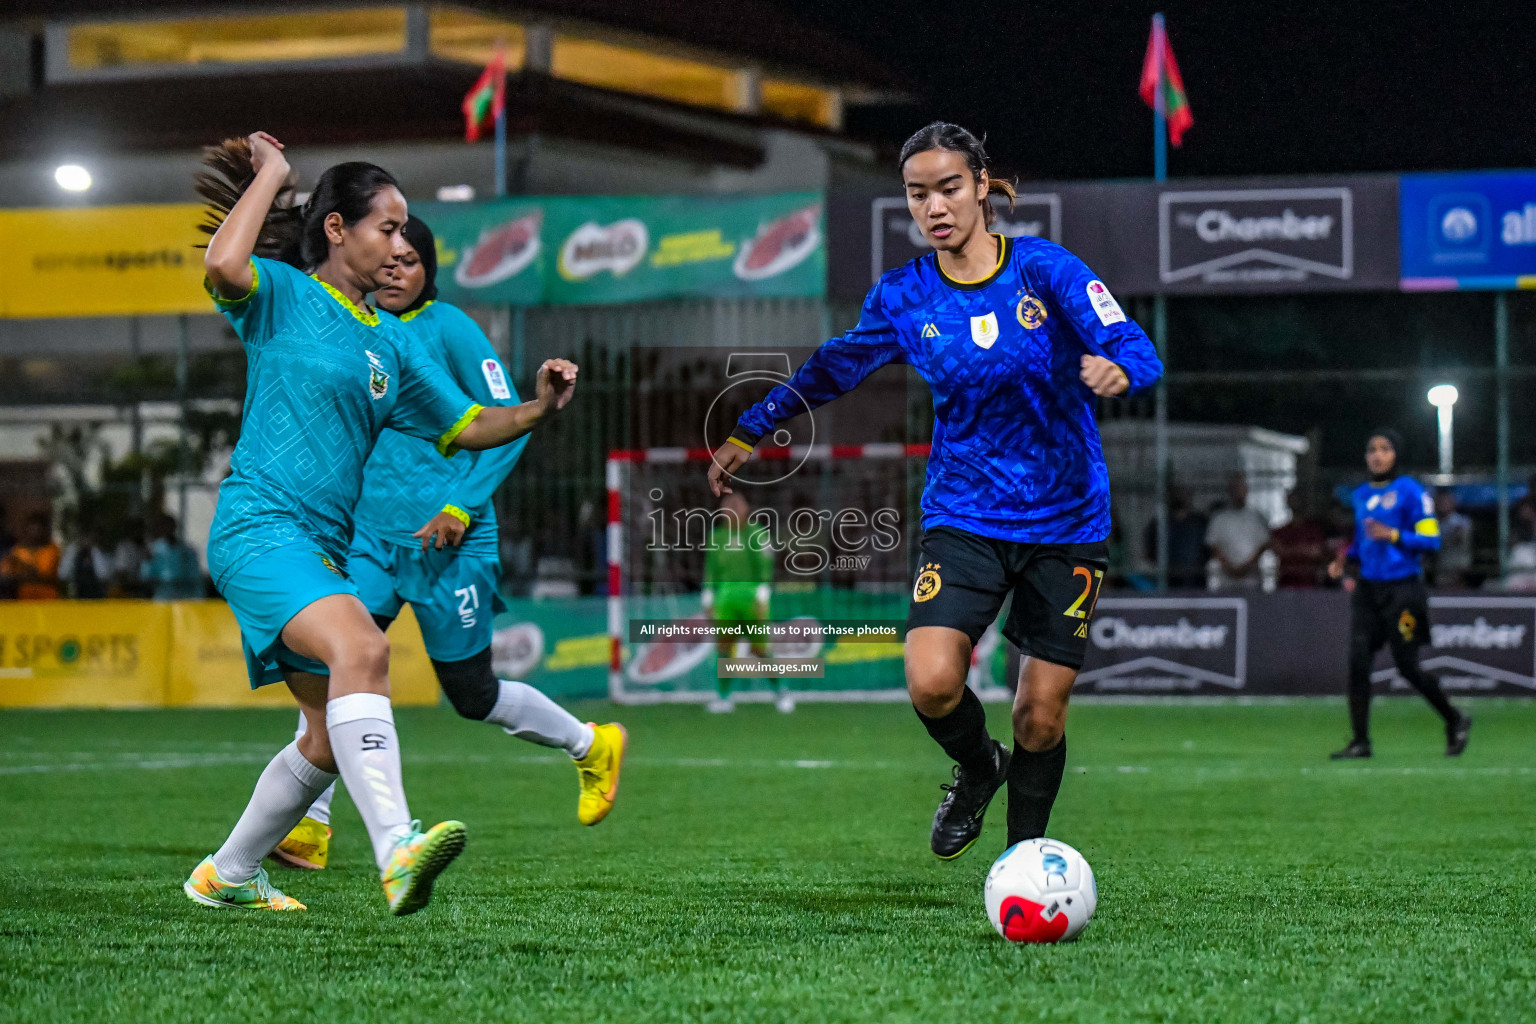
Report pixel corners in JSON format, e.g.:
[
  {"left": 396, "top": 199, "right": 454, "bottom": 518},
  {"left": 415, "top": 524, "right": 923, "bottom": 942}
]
[{"left": 785, "top": 0, "right": 1536, "bottom": 182}]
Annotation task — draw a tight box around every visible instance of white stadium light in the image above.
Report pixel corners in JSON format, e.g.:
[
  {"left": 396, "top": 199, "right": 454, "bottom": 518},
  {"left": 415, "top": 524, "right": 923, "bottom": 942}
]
[
  {"left": 54, "top": 164, "right": 92, "bottom": 192},
  {"left": 1428, "top": 384, "right": 1459, "bottom": 475},
  {"left": 437, "top": 184, "right": 476, "bottom": 202}
]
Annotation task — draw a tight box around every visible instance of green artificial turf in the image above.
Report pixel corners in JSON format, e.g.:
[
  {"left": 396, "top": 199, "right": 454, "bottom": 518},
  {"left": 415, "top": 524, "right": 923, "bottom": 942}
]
[{"left": 2, "top": 698, "right": 1533, "bottom": 1023}]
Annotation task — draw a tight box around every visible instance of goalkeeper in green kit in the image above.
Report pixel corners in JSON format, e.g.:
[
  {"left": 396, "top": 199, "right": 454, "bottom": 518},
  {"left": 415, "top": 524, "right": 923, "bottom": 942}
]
[{"left": 703, "top": 492, "right": 790, "bottom": 713}]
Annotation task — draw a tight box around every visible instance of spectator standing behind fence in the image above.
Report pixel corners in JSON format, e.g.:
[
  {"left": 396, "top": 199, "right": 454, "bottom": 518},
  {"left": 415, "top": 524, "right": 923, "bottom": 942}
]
[
  {"left": 1143, "top": 485, "right": 1208, "bottom": 589},
  {"left": 0, "top": 512, "right": 62, "bottom": 600},
  {"left": 1431, "top": 490, "right": 1474, "bottom": 588},
  {"left": 1271, "top": 490, "right": 1329, "bottom": 587},
  {"left": 1205, "top": 474, "right": 1273, "bottom": 591},
  {"left": 111, "top": 517, "right": 149, "bottom": 598},
  {"left": 141, "top": 514, "right": 203, "bottom": 599},
  {"left": 61, "top": 523, "right": 111, "bottom": 599},
  {"left": 1512, "top": 473, "right": 1536, "bottom": 544}
]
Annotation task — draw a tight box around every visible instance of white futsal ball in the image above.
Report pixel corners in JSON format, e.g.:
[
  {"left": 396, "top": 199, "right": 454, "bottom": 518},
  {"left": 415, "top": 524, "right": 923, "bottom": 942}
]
[{"left": 983, "top": 838, "right": 1096, "bottom": 943}]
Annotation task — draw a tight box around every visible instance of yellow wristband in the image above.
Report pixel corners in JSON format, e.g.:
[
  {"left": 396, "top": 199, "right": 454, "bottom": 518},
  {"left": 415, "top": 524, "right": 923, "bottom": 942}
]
[
  {"left": 726, "top": 436, "right": 755, "bottom": 453},
  {"left": 1390, "top": 528, "right": 1400, "bottom": 544},
  {"left": 443, "top": 504, "right": 472, "bottom": 528}
]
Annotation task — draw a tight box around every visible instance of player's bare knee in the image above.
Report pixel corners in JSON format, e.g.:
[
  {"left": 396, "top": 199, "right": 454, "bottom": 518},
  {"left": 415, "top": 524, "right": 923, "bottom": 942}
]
[
  {"left": 1013, "top": 701, "right": 1065, "bottom": 751},
  {"left": 332, "top": 631, "right": 391, "bottom": 691},
  {"left": 905, "top": 663, "right": 964, "bottom": 717}
]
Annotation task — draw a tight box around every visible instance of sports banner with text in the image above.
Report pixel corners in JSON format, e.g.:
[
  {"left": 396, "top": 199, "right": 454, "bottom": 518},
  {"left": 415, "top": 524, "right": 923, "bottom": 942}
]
[
  {"left": 839, "top": 175, "right": 1400, "bottom": 299},
  {"left": 0, "top": 600, "right": 440, "bottom": 707},
  {"left": 0, "top": 204, "right": 209, "bottom": 318},
  {"left": 1399, "top": 171, "right": 1536, "bottom": 290},
  {"left": 415, "top": 193, "right": 825, "bottom": 307}
]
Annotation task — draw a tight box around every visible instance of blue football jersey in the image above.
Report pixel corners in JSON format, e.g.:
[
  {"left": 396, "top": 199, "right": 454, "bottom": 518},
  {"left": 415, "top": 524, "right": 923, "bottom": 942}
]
[
  {"left": 353, "top": 301, "right": 527, "bottom": 559},
  {"left": 1348, "top": 476, "right": 1441, "bottom": 581},
  {"left": 206, "top": 258, "right": 483, "bottom": 585},
  {"left": 733, "top": 234, "right": 1163, "bottom": 543}
]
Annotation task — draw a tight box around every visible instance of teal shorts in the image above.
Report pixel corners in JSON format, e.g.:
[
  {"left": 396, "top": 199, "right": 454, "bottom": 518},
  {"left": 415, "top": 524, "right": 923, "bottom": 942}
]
[
  {"left": 217, "top": 543, "right": 358, "bottom": 689},
  {"left": 349, "top": 523, "right": 507, "bottom": 663}
]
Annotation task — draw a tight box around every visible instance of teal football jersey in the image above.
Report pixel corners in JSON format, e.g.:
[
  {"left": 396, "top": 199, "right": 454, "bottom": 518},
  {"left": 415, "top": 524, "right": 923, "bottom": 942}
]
[
  {"left": 353, "top": 301, "right": 527, "bottom": 559},
  {"left": 206, "top": 258, "right": 482, "bottom": 585}
]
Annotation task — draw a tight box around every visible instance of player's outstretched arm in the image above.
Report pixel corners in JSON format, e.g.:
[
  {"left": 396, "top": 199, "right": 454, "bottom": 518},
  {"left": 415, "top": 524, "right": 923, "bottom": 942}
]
[
  {"left": 205, "top": 132, "right": 289, "bottom": 298},
  {"left": 454, "top": 359, "right": 577, "bottom": 451}
]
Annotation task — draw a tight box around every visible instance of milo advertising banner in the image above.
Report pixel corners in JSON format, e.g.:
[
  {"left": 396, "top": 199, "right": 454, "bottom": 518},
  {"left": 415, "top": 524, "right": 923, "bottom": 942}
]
[{"left": 415, "top": 193, "right": 825, "bottom": 308}]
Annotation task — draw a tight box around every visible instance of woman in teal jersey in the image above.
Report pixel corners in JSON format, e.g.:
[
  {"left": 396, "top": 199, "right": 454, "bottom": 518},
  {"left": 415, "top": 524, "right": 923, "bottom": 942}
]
[
  {"left": 274, "top": 216, "right": 627, "bottom": 873},
  {"left": 183, "top": 132, "right": 577, "bottom": 917}
]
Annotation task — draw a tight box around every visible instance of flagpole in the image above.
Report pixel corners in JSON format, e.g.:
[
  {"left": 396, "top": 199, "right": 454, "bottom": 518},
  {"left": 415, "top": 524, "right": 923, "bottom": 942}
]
[
  {"left": 494, "top": 106, "right": 507, "bottom": 197},
  {"left": 1153, "top": 13, "right": 1168, "bottom": 183},
  {"left": 1152, "top": 11, "right": 1170, "bottom": 592}
]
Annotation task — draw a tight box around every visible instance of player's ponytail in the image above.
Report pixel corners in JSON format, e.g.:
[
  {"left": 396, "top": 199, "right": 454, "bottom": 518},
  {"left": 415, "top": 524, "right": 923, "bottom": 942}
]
[
  {"left": 194, "top": 137, "right": 304, "bottom": 266},
  {"left": 899, "top": 121, "right": 1017, "bottom": 227},
  {"left": 196, "top": 142, "right": 400, "bottom": 271}
]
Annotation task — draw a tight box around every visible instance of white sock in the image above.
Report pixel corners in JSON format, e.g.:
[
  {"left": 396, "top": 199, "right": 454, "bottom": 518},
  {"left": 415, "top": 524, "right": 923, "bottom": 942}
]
[
  {"left": 211, "top": 742, "right": 338, "bottom": 884},
  {"left": 487, "top": 680, "right": 594, "bottom": 758},
  {"left": 294, "top": 711, "right": 335, "bottom": 825},
  {"left": 327, "top": 692, "right": 413, "bottom": 873}
]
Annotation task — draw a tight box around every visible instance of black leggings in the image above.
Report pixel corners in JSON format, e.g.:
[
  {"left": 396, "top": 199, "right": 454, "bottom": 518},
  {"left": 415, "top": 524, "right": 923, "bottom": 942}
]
[
  {"left": 1345, "top": 579, "right": 1457, "bottom": 741},
  {"left": 373, "top": 614, "right": 498, "bottom": 721}
]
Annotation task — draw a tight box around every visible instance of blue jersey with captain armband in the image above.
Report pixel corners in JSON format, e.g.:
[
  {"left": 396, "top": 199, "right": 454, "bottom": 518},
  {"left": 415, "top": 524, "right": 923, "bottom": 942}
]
[
  {"left": 353, "top": 301, "right": 527, "bottom": 560},
  {"left": 1348, "top": 476, "right": 1441, "bottom": 581},
  {"left": 206, "top": 257, "right": 484, "bottom": 586},
  {"left": 732, "top": 234, "right": 1163, "bottom": 544}
]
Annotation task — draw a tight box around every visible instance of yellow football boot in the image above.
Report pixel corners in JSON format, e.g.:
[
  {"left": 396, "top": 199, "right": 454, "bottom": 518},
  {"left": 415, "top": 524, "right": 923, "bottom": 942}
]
[
  {"left": 575, "top": 722, "right": 628, "bottom": 826},
  {"left": 272, "top": 816, "right": 331, "bottom": 871}
]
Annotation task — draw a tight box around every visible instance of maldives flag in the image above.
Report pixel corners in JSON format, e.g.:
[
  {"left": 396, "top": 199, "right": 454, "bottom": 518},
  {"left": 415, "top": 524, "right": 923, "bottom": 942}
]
[
  {"left": 462, "top": 47, "right": 507, "bottom": 143},
  {"left": 1139, "top": 17, "right": 1193, "bottom": 146}
]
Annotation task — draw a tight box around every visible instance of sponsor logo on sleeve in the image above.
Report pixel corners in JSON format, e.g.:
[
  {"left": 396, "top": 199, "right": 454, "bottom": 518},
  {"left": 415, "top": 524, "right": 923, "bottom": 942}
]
[
  {"left": 482, "top": 358, "right": 512, "bottom": 399},
  {"left": 1085, "top": 281, "right": 1125, "bottom": 326}
]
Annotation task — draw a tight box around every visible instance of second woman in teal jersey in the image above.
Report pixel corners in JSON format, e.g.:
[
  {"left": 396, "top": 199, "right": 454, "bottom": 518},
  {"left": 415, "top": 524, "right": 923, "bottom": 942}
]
[
  {"left": 184, "top": 132, "right": 577, "bottom": 917},
  {"left": 274, "top": 216, "right": 627, "bottom": 873}
]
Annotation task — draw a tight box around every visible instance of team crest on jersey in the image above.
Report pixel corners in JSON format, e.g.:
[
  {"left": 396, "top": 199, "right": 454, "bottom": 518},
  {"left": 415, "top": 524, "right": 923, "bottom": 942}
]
[
  {"left": 1015, "top": 294, "right": 1048, "bottom": 329},
  {"left": 365, "top": 350, "right": 389, "bottom": 400},
  {"left": 970, "top": 311, "right": 1000, "bottom": 349},
  {"left": 1382, "top": 490, "right": 1398, "bottom": 510},
  {"left": 914, "top": 562, "right": 942, "bottom": 602},
  {"left": 1367, "top": 494, "right": 1381, "bottom": 511},
  {"left": 921, "top": 323, "right": 941, "bottom": 338}
]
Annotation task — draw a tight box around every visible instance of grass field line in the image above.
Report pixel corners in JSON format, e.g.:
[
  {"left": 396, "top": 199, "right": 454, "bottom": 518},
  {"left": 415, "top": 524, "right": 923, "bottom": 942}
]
[{"left": 6, "top": 748, "right": 1533, "bottom": 779}]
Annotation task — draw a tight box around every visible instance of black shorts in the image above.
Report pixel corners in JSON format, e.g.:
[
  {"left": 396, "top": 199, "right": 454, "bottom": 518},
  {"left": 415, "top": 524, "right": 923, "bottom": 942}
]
[
  {"left": 1351, "top": 576, "right": 1432, "bottom": 651},
  {"left": 905, "top": 526, "right": 1109, "bottom": 670}
]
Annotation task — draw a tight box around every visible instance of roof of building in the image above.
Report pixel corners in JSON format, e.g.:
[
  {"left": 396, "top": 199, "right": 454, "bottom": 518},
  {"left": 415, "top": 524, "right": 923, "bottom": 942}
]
[
  {"left": 0, "top": 66, "right": 780, "bottom": 165},
  {"left": 5, "top": 0, "right": 902, "bottom": 91}
]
